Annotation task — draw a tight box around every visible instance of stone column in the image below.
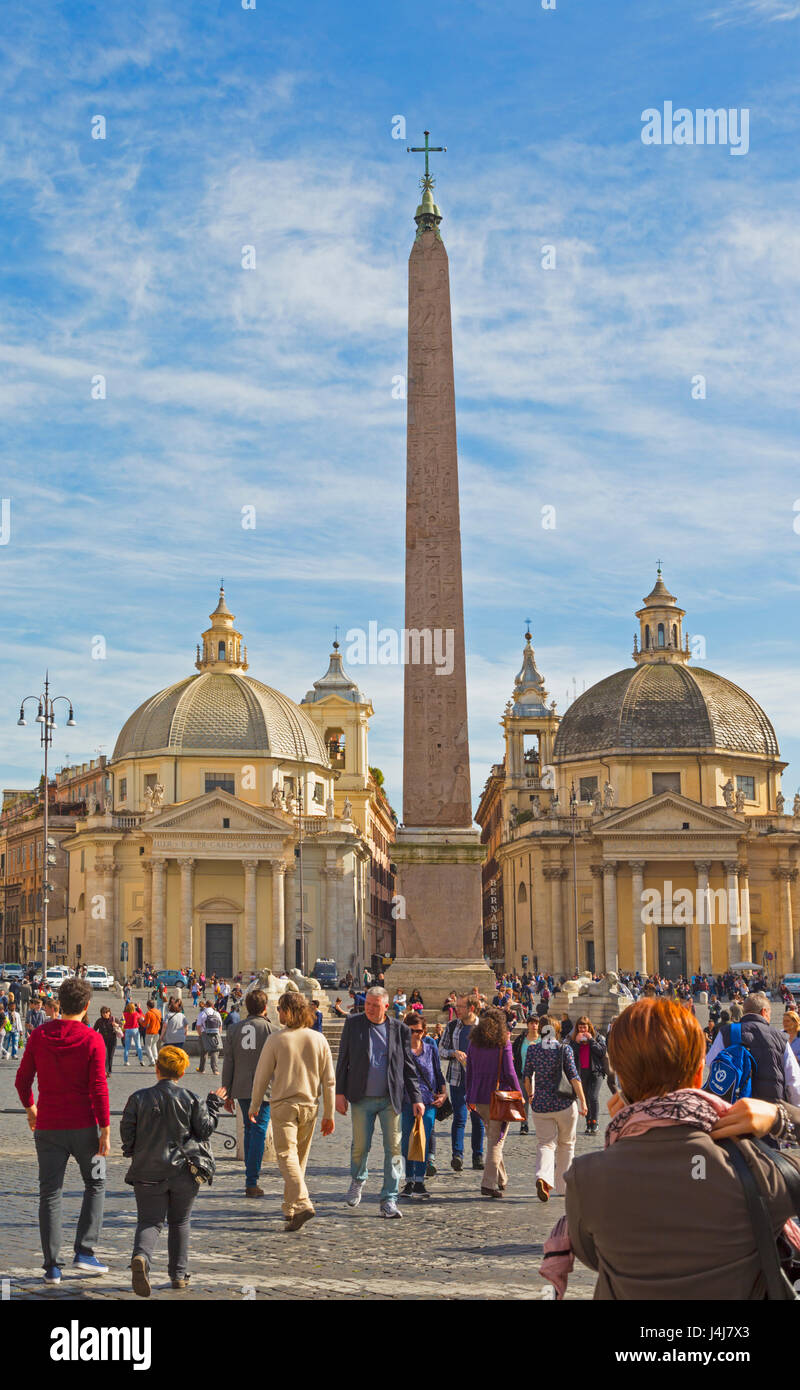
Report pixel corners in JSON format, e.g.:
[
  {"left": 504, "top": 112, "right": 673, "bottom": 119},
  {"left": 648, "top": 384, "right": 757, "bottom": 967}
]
[
  {"left": 737, "top": 865, "right": 752, "bottom": 965},
  {"left": 284, "top": 863, "right": 297, "bottom": 973},
  {"left": 543, "top": 866, "right": 567, "bottom": 976},
  {"left": 178, "top": 858, "right": 195, "bottom": 974},
  {"left": 271, "top": 860, "right": 286, "bottom": 974},
  {"left": 602, "top": 862, "right": 618, "bottom": 974},
  {"left": 629, "top": 861, "right": 647, "bottom": 976},
  {"left": 590, "top": 865, "right": 605, "bottom": 975},
  {"left": 723, "top": 860, "right": 740, "bottom": 967},
  {"left": 773, "top": 867, "right": 796, "bottom": 976},
  {"left": 150, "top": 859, "right": 166, "bottom": 969},
  {"left": 142, "top": 859, "right": 153, "bottom": 966},
  {"left": 243, "top": 860, "right": 259, "bottom": 975},
  {"left": 695, "top": 861, "right": 712, "bottom": 974},
  {"left": 321, "top": 866, "right": 338, "bottom": 965}
]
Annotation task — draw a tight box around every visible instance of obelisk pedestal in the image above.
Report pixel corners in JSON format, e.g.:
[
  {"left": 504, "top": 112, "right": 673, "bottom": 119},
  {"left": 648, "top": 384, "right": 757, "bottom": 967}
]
[{"left": 386, "top": 142, "right": 494, "bottom": 1005}]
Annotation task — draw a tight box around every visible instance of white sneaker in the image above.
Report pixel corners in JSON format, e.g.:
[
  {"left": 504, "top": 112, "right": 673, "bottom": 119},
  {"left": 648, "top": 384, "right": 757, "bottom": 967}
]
[
  {"left": 345, "top": 1179, "right": 364, "bottom": 1208},
  {"left": 380, "top": 1199, "right": 402, "bottom": 1219}
]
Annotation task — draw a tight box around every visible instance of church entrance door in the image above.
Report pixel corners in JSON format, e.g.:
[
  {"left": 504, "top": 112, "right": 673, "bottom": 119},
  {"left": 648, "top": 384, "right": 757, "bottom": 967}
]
[
  {"left": 658, "top": 926, "right": 686, "bottom": 982},
  {"left": 206, "top": 924, "right": 233, "bottom": 978}
]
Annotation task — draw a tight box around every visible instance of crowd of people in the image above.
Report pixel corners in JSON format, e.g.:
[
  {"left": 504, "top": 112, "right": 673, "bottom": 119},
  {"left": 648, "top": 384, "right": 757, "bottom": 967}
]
[{"left": 7, "top": 957, "right": 800, "bottom": 1301}]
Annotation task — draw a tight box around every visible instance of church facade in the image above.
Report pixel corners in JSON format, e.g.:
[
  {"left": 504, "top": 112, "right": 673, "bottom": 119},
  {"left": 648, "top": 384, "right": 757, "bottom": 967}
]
[
  {"left": 476, "top": 572, "right": 800, "bottom": 982},
  {"left": 63, "top": 588, "right": 393, "bottom": 979}
]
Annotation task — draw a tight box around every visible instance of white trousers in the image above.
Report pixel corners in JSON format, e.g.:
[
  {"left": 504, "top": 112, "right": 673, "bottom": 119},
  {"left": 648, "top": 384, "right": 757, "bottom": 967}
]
[{"left": 533, "top": 1103, "right": 577, "bottom": 1194}]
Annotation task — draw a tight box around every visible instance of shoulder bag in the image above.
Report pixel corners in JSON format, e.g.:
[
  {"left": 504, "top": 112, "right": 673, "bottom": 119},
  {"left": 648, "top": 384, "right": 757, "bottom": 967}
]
[
  {"left": 489, "top": 1047, "right": 526, "bottom": 1124},
  {"left": 557, "top": 1043, "right": 577, "bottom": 1098},
  {"left": 719, "top": 1138, "right": 800, "bottom": 1300}
]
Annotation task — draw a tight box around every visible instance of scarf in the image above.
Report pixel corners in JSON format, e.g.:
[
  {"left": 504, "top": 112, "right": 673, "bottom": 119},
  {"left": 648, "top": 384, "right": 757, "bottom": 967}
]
[{"left": 539, "top": 1088, "right": 800, "bottom": 1298}]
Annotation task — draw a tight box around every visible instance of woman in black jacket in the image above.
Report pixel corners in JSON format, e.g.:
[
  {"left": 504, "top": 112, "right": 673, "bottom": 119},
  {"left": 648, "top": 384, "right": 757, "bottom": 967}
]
[
  {"left": 120, "top": 1045, "right": 221, "bottom": 1296},
  {"left": 94, "top": 1006, "right": 119, "bottom": 1076},
  {"left": 565, "top": 1017, "right": 614, "bottom": 1135}
]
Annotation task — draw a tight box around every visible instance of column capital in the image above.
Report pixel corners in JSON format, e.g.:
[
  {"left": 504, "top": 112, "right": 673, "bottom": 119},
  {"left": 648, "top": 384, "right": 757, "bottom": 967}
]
[
  {"left": 269, "top": 859, "right": 287, "bottom": 876},
  {"left": 694, "top": 860, "right": 712, "bottom": 874},
  {"left": 602, "top": 861, "right": 618, "bottom": 877},
  {"left": 177, "top": 856, "right": 195, "bottom": 870},
  {"left": 629, "top": 860, "right": 646, "bottom": 873},
  {"left": 736, "top": 864, "right": 749, "bottom": 879},
  {"left": 773, "top": 866, "right": 794, "bottom": 881},
  {"left": 242, "top": 858, "right": 260, "bottom": 872},
  {"left": 722, "top": 860, "right": 739, "bottom": 873},
  {"left": 544, "top": 865, "right": 566, "bottom": 881},
  {"left": 590, "top": 863, "right": 605, "bottom": 879}
]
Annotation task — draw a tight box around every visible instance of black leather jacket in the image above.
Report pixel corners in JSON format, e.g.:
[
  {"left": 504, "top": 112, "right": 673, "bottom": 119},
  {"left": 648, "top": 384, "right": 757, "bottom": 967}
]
[{"left": 120, "top": 1079, "right": 219, "bottom": 1184}]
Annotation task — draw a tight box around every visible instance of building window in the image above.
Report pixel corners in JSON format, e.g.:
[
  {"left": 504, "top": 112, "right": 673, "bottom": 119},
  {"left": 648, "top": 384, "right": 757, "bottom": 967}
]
[
  {"left": 205, "top": 773, "right": 235, "bottom": 795},
  {"left": 222, "top": 817, "right": 230, "bottom": 829},
  {"left": 652, "top": 772, "right": 681, "bottom": 795},
  {"left": 736, "top": 775, "right": 756, "bottom": 801},
  {"left": 517, "top": 882, "right": 527, "bottom": 903},
  {"left": 144, "top": 772, "right": 158, "bottom": 791},
  {"left": 579, "top": 776, "right": 598, "bottom": 802},
  {"left": 119, "top": 778, "right": 127, "bottom": 802},
  {"left": 657, "top": 623, "right": 665, "bottom": 647},
  {"left": 80, "top": 850, "right": 85, "bottom": 872},
  {"left": 218, "top": 641, "right": 226, "bottom": 660},
  {"left": 644, "top": 624, "right": 651, "bottom": 648},
  {"left": 313, "top": 782, "right": 324, "bottom": 805}
]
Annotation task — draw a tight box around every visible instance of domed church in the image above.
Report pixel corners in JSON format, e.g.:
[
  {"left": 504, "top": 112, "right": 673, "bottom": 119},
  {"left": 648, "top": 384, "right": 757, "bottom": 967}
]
[
  {"left": 476, "top": 571, "right": 799, "bottom": 982},
  {"left": 63, "top": 588, "right": 395, "bottom": 979}
]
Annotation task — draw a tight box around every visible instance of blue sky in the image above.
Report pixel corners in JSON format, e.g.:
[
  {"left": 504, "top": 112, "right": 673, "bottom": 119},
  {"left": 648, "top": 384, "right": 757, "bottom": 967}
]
[{"left": 1, "top": 0, "right": 798, "bottom": 809}]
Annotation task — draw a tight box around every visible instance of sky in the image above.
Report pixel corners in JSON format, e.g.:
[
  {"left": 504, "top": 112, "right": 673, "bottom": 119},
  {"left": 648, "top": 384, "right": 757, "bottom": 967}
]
[{"left": 1, "top": 0, "right": 798, "bottom": 811}]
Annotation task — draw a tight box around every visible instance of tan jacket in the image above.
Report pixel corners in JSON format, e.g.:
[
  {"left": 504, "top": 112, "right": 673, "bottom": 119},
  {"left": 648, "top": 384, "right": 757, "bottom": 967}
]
[
  {"left": 565, "top": 1124, "right": 800, "bottom": 1300},
  {"left": 250, "top": 1026, "right": 335, "bottom": 1120}
]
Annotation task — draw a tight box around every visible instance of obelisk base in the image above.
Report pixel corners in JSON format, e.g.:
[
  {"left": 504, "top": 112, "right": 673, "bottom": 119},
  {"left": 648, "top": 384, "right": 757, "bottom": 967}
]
[{"left": 386, "top": 827, "right": 495, "bottom": 1001}]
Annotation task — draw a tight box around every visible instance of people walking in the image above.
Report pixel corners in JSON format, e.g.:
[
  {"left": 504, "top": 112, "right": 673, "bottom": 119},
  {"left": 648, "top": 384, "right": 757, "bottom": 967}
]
[
  {"left": 14, "top": 977, "right": 111, "bottom": 1284},
  {"left": 511, "top": 1014, "right": 540, "bottom": 1134},
  {"left": 142, "top": 999, "right": 162, "bottom": 1066},
  {"left": 219, "top": 989, "right": 273, "bottom": 1198},
  {"left": 439, "top": 994, "right": 485, "bottom": 1171},
  {"left": 2, "top": 1004, "right": 22, "bottom": 1060},
  {"left": 196, "top": 999, "right": 223, "bottom": 1075},
  {"left": 120, "top": 1046, "right": 221, "bottom": 1296},
  {"left": 26, "top": 996, "right": 46, "bottom": 1036},
  {"left": 705, "top": 991, "right": 800, "bottom": 1105},
  {"left": 564, "top": 1015, "right": 613, "bottom": 1135},
  {"left": 122, "top": 1000, "right": 146, "bottom": 1066},
  {"left": 400, "top": 1013, "right": 447, "bottom": 1199},
  {"left": 783, "top": 1010, "right": 800, "bottom": 1064},
  {"left": 564, "top": 997, "right": 800, "bottom": 1299},
  {"left": 160, "top": 997, "right": 189, "bottom": 1050},
  {"left": 250, "top": 991, "right": 336, "bottom": 1231},
  {"left": 523, "top": 1015, "right": 587, "bottom": 1202},
  {"left": 335, "top": 986, "right": 423, "bottom": 1218},
  {"left": 464, "top": 1006, "right": 524, "bottom": 1199},
  {"left": 93, "top": 1006, "right": 118, "bottom": 1076}
]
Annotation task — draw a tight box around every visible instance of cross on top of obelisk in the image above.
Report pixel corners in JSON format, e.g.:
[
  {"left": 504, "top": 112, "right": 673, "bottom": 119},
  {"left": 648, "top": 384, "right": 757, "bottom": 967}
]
[{"left": 407, "top": 129, "right": 447, "bottom": 187}]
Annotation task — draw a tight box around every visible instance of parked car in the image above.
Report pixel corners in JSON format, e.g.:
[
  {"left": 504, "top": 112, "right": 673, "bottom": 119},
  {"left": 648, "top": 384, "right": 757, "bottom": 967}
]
[
  {"left": 85, "top": 965, "right": 114, "bottom": 990},
  {"left": 155, "top": 970, "right": 188, "bottom": 988},
  {"left": 0, "top": 964, "right": 24, "bottom": 982},
  {"left": 310, "top": 958, "right": 339, "bottom": 989},
  {"left": 44, "top": 966, "right": 72, "bottom": 988}
]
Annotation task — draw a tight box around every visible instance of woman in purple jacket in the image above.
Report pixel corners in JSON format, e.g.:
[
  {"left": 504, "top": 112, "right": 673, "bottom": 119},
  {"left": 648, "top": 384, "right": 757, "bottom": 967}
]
[{"left": 465, "top": 1008, "right": 524, "bottom": 1198}]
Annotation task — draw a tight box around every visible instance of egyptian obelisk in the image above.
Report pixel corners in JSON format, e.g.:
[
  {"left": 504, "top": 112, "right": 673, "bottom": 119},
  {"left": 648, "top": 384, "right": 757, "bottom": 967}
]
[{"left": 388, "top": 133, "right": 494, "bottom": 999}]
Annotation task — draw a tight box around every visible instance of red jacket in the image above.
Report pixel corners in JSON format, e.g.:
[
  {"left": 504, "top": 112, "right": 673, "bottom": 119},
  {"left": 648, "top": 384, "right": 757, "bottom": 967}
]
[{"left": 15, "top": 1018, "right": 110, "bottom": 1129}]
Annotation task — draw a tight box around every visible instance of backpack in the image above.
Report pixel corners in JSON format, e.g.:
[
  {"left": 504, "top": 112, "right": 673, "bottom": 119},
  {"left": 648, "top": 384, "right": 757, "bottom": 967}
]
[{"left": 705, "top": 1021, "right": 757, "bottom": 1103}]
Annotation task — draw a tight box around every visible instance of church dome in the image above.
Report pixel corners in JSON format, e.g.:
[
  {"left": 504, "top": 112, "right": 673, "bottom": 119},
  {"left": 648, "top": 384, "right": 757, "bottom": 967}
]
[
  {"left": 112, "top": 587, "right": 329, "bottom": 765},
  {"left": 553, "top": 571, "right": 780, "bottom": 761}
]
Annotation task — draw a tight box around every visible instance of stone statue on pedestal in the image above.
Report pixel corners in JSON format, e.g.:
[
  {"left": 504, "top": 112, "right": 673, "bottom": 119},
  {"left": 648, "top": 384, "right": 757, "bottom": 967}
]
[
  {"left": 719, "top": 778, "right": 735, "bottom": 809},
  {"left": 735, "top": 787, "right": 746, "bottom": 812},
  {"left": 776, "top": 791, "right": 786, "bottom": 814}
]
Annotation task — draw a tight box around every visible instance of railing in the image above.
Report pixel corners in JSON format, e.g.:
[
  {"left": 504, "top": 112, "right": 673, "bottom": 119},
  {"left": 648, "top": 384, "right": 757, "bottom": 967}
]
[{"left": 112, "top": 815, "right": 144, "bottom": 830}]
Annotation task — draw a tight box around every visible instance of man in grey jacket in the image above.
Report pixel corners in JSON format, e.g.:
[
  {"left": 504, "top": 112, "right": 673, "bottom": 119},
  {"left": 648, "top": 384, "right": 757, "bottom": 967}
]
[{"left": 217, "top": 989, "right": 272, "bottom": 1197}]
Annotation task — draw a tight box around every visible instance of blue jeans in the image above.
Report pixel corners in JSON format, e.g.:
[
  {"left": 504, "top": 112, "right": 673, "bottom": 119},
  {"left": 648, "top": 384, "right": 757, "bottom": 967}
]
[
  {"left": 124, "top": 1028, "right": 143, "bottom": 1062},
  {"left": 238, "top": 1099, "right": 270, "bottom": 1188},
  {"left": 350, "top": 1096, "right": 402, "bottom": 1202},
  {"left": 450, "top": 1082, "right": 484, "bottom": 1157},
  {"left": 401, "top": 1104, "right": 435, "bottom": 1182},
  {"left": 2, "top": 1030, "right": 19, "bottom": 1058}
]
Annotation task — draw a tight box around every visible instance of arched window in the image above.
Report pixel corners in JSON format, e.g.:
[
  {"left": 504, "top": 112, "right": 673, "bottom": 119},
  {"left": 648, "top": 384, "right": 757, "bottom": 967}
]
[
  {"left": 218, "top": 641, "right": 226, "bottom": 660},
  {"left": 644, "top": 625, "right": 651, "bottom": 649},
  {"left": 672, "top": 624, "right": 678, "bottom": 646},
  {"left": 517, "top": 882, "right": 527, "bottom": 903},
  {"left": 657, "top": 623, "right": 665, "bottom": 647}
]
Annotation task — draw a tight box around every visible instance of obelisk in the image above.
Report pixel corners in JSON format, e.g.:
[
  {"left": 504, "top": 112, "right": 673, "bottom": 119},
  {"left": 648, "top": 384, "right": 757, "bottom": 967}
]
[{"left": 388, "top": 133, "right": 494, "bottom": 1000}]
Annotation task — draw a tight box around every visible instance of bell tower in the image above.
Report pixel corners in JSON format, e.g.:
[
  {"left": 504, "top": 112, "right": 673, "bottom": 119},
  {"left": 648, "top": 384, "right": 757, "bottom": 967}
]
[
  {"left": 633, "top": 567, "right": 690, "bottom": 666},
  {"left": 195, "top": 585, "right": 249, "bottom": 673}
]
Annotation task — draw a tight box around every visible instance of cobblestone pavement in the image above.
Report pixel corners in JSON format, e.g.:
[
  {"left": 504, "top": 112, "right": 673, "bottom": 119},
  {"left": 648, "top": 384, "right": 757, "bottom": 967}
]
[{"left": 0, "top": 993, "right": 766, "bottom": 1302}]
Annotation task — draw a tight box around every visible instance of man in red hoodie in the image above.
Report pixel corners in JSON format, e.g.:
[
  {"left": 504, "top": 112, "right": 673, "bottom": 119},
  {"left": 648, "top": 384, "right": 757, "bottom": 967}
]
[{"left": 15, "top": 975, "right": 111, "bottom": 1285}]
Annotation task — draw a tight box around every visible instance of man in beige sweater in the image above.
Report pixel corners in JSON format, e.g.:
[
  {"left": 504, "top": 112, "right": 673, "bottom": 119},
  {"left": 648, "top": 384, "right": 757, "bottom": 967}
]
[{"left": 250, "top": 991, "right": 336, "bottom": 1231}]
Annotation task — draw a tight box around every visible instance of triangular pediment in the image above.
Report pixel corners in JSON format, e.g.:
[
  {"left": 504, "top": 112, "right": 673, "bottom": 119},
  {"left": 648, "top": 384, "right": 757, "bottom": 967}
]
[
  {"left": 145, "top": 789, "right": 291, "bottom": 837},
  {"left": 598, "top": 792, "right": 741, "bottom": 835}
]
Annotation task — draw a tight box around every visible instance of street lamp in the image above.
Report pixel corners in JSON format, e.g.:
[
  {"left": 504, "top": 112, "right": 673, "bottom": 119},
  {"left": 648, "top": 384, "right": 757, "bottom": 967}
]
[
  {"left": 17, "top": 673, "right": 76, "bottom": 978},
  {"left": 551, "top": 780, "right": 580, "bottom": 975}
]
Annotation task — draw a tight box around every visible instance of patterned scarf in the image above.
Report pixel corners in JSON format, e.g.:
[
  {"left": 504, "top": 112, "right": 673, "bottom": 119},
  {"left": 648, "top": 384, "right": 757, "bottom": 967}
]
[{"left": 605, "top": 1087, "right": 728, "bottom": 1146}]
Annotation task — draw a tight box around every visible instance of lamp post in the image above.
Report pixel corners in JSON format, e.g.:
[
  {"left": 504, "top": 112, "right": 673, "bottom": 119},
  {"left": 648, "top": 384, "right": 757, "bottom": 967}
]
[
  {"left": 17, "top": 674, "right": 76, "bottom": 979},
  {"left": 551, "top": 780, "right": 580, "bottom": 974}
]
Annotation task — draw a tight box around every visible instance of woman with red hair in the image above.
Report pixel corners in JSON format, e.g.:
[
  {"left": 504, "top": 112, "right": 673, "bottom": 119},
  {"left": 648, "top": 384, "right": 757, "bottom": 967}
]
[{"left": 561, "top": 997, "right": 800, "bottom": 1300}]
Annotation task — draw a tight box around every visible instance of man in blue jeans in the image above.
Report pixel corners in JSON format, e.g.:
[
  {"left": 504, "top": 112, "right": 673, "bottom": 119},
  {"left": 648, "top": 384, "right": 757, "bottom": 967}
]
[
  {"left": 439, "top": 995, "right": 485, "bottom": 1172},
  {"left": 335, "top": 987, "right": 423, "bottom": 1218},
  {"left": 218, "top": 988, "right": 272, "bottom": 1197}
]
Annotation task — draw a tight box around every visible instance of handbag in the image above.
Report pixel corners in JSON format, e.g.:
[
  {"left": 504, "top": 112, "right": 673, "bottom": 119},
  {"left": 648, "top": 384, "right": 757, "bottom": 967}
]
[
  {"left": 720, "top": 1138, "right": 800, "bottom": 1300},
  {"left": 435, "top": 1096, "right": 454, "bottom": 1123},
  {"left": 557, "top": 1044, "right": 576, "bottom": 1098},
  {"left": 489, "top": 1048, "right": 526, "bottom": 1124},
  {"left": 407, "top": 1115, "right": 427, "bottom": 1163}
]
